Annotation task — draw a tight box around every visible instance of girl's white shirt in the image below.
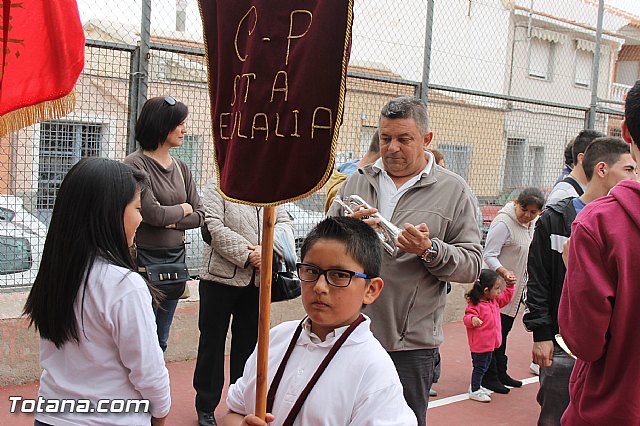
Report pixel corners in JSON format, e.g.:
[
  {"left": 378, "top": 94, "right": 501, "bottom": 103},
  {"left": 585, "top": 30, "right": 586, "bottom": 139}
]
[{"left": 36, "top": 258, "right": 171, "bottom": 426}]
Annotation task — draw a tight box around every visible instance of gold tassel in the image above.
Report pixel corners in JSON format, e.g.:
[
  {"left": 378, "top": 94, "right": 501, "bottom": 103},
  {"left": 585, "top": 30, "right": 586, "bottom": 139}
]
[{"left": 0, "top": 91, "right": 77, "bottom": 138}]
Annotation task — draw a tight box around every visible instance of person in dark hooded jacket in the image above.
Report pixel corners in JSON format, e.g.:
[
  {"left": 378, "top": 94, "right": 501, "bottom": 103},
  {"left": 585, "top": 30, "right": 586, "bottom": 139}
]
[
  {"left": 558, "top": 80, "right": 640, "bottom": 426},
  {"left": 524, "top": 136, "right": 636, "bottom": 426}
]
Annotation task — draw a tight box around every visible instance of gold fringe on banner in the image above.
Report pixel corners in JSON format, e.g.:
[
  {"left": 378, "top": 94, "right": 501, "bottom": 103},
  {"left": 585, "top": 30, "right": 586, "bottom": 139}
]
[{"left": 0, "top": 91, "right": 77, "bottom": 138}]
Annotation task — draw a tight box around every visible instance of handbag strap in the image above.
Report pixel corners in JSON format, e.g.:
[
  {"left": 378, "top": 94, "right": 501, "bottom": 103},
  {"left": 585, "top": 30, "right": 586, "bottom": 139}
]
[
  {"left": 171, "top": 157, "right": 189, "bottom": 245},
  {"left": 172, "top": 156, "right": 186, "bottom": 189},
  {"left": 266, "top": 314, "right": 365, "bottom": 425}
]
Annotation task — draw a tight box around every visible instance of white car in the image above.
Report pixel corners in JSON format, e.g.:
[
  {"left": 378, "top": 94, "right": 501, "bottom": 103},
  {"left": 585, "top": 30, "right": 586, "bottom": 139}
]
[
  {"left": 185, "top": 226, "right": 206, "bottom": 277},
  {"left": 0, "top": 195, "right": 47, "bottom": 288},
  {"left": 284, "top": 202, "right": 325, "bottom": 256}
]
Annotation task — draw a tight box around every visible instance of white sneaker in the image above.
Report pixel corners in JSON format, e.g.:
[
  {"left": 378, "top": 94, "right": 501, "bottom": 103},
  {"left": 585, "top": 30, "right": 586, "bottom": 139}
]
[
  {"left": 480, "top": 386, "right": 494, "bottom": 395},
  {"left": 469, "top": 385, "right": 493, "bottom": 396},
  {"left": 530, "top": 362, "right": 540, "bottom": 376},
  {"left": 469, "top": 388, "right": 491, "bottom": 402}
]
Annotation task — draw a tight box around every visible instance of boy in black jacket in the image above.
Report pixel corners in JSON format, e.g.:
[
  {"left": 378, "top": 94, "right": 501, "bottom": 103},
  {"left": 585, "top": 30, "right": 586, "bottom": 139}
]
[{"left": 523, "top": 137, "right": 636, "bottom": 425}]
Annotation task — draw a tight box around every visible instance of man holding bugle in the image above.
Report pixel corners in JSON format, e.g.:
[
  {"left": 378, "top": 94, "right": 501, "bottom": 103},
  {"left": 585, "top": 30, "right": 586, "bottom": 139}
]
[{"left": 328, "top": 96, "right": 482, "bottom": 426}]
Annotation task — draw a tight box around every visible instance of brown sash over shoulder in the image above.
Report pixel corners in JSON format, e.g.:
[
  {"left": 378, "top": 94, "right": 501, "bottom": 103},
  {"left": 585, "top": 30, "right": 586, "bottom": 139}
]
[{"left": 266, "top": 314, "right": 365, "bottom": 425}]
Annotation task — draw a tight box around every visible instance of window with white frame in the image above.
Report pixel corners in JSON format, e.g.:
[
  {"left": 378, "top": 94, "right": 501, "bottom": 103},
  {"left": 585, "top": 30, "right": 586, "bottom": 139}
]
[
  {"left": 503, "top": 138, "right": 526, "bottom": 189},
  {"left": 439, "top": 144, "right": 471, "bottom": 181},
  {"left": 37, "top": 121, "right": 103, "bottom": 213},
  {"left": 574, "top": 45, "right": 593, "bottom": 88},
  {"left": 176, "top": 0, "right": 187, "bottom": 32},
  {"left": 528, "top": 38, "right": 553, "bottom": 80}
]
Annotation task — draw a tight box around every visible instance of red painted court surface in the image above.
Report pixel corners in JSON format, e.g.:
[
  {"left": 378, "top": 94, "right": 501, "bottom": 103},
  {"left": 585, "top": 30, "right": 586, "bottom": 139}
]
[{"left": 0, "top": 313, "right": 541, "bottom": 425}]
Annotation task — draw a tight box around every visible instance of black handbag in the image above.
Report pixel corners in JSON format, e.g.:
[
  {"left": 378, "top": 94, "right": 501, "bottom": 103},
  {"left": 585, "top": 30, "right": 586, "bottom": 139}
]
[
  {"left": 271, "top": 257, "right": 301, "bottom": 302},
  {"left": 136, "top": 245, "right": 189, "bottom": 299}
]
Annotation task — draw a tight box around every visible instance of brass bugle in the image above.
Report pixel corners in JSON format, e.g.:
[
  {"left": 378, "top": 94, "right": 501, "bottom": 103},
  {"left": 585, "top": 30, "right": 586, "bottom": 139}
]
[{"left": 332, "top": 195, "right": 401, "bottom": 256}]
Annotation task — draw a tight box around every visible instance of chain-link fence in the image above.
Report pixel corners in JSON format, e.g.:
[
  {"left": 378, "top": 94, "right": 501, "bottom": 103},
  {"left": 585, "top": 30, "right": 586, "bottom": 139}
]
[{"left": 1, "top": 0, "right": 636, "bottom": 289}]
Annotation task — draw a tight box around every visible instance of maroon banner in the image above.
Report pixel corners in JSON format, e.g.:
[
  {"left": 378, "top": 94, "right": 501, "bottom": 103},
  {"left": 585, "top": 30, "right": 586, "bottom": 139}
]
[{"left": 199, "top": 0, "right": 353, "bottom": 205}]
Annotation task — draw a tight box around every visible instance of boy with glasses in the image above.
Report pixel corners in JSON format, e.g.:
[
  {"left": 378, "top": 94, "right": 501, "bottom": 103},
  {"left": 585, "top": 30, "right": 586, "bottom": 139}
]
[{"left": 223, "top": 217, "right": 416, "bottom": 426}]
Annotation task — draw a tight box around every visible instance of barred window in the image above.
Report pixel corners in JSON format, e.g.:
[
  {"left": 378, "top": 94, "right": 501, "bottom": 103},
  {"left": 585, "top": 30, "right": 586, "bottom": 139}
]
[
  {"left": 37, "top": 122, "right": 103, "bottom": 213},
  {"left": 503, "top": 138, "right": 526, "bottom": 189},
  {"left": 439, "top": 144, "right": 471, "bottom": 181},
  {"left": 529, "top": 146, "right": 545, "bottom": 188}
]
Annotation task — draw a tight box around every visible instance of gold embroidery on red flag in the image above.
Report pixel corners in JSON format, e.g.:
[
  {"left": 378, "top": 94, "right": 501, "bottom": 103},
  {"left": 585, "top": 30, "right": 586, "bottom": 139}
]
[
  {"left": 0, "top": 91, "right": 76, "bottom": 137},
  {"left": 0, "top": 0, "right": 84, "bottom": 137},
  {"left": 0, "top": 1, "right": 25, "bottom": 80}
]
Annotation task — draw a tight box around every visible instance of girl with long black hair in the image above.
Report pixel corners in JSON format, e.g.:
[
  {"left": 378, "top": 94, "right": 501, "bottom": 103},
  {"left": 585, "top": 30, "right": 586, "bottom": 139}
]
[{"left": 24, "top": 158, "right": 171, "bottom": 426}]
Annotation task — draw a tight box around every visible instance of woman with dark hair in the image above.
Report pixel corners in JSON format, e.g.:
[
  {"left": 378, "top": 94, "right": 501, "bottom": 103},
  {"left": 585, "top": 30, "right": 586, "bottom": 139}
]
[
  {"left": 481, "top": 187, "right": 545, "bottom": 394},
  {"left": 24, "top": 158, "right": 170, "bottom": 426},
  {"left": 124, "top": 96, "right": 205, "bottom": 352}
]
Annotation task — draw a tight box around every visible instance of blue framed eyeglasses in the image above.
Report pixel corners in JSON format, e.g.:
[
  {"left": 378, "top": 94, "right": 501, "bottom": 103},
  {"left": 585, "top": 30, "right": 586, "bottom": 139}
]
[
  {"left": 296, "top": 263, "right": 374, "bottom": 288},
  {"left": 164, "top": 96, "right": 177, "bottom": 106}
]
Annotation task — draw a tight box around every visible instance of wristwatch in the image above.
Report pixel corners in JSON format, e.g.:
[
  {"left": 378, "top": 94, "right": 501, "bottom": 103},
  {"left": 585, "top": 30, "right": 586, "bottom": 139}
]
[{"left": 419, "top": 240, "right": 439, "bottom": 263}]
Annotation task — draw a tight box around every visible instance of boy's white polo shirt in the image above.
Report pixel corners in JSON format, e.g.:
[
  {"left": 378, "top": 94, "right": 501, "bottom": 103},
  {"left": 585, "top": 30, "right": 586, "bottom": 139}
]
[{"left": 227, "top": 315, "right": 417, "bottom": 425}]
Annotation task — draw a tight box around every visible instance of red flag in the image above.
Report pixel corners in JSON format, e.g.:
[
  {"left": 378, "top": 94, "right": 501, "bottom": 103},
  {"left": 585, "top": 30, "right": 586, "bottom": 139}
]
[
  {"left": 0, "top": 0, "right": 85, "bottom": 137},
  {"left": 199, "top": 0, "right": 353, "bottom": 205}
]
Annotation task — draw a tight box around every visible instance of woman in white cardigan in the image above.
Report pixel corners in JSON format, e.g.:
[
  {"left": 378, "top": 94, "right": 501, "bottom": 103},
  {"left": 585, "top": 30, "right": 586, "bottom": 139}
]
[
  {"left": 193, "top": 175, "right": 293, "bottom": 426},
  {"left": 481, "top": 187, "right": 545, "bottom": 394}
]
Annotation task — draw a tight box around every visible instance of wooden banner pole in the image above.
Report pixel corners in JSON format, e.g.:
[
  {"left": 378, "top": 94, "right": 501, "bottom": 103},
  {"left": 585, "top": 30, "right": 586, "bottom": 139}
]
[{"left": 255, "top": 205, "right": 275, "bottom": 419}]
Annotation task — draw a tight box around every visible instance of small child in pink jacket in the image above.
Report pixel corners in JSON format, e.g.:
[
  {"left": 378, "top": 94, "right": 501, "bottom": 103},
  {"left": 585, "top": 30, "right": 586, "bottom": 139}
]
[{"left": 464, "top": 269, "right": 515, "bottom": 403}]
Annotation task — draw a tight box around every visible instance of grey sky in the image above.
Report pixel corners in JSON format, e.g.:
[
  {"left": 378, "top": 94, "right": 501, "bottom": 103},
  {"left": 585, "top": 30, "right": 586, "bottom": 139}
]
[
  {"left": 606, "top": 0, "right": 640, "bottom": 17},
  {"left": 78, "top": 1, "right": 640, "bottom": 27}
]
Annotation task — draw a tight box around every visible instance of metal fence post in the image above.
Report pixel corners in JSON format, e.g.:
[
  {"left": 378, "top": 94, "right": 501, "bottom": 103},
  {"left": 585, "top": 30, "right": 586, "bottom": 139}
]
[
  {"left": 126, "top": 0, "right": 152, "bottom": 155},
  {"left": 127, "top": 50, "right": 142, "bottom": 155},
  {"left": 421, "top": 0, "right": 435, "bottom": 104},
  {"left": 138, "top": 0, "right": 151, "bottom": 110},
  {"left": 587, "top": 0, "right": 604, "bottom": 130}
]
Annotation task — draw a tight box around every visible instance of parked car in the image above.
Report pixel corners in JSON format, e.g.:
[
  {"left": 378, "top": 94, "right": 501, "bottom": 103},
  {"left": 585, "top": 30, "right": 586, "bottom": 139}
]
[
  {"left": 184, "top": 188, "right": 207, "bottom": 278},
  {"left": 0, "top": 195, "right": 47, "bottom": 288},
  {"left": 185, "top": 227, "right": 206, "bottom": 278},
  {"left": 284, "top": 202, "right": 325, "bottom": 257},
  {"left": 291, "top": 191, "right": 326, "bottom": 213}
]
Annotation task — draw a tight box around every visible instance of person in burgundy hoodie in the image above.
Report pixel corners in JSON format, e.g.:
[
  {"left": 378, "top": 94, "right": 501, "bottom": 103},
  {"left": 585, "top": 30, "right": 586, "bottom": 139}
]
[
  {"left": 464, "top": 269, "right": 515, "bottom": 403},
  {"left": 558, "top": 79, "right": 640, "bottom": 426}
]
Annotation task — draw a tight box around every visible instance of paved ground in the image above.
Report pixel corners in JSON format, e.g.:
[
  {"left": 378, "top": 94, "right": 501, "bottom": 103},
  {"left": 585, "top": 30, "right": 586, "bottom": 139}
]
[{"left": 0, "top": 313, "right": 541, "bottom": 425}]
